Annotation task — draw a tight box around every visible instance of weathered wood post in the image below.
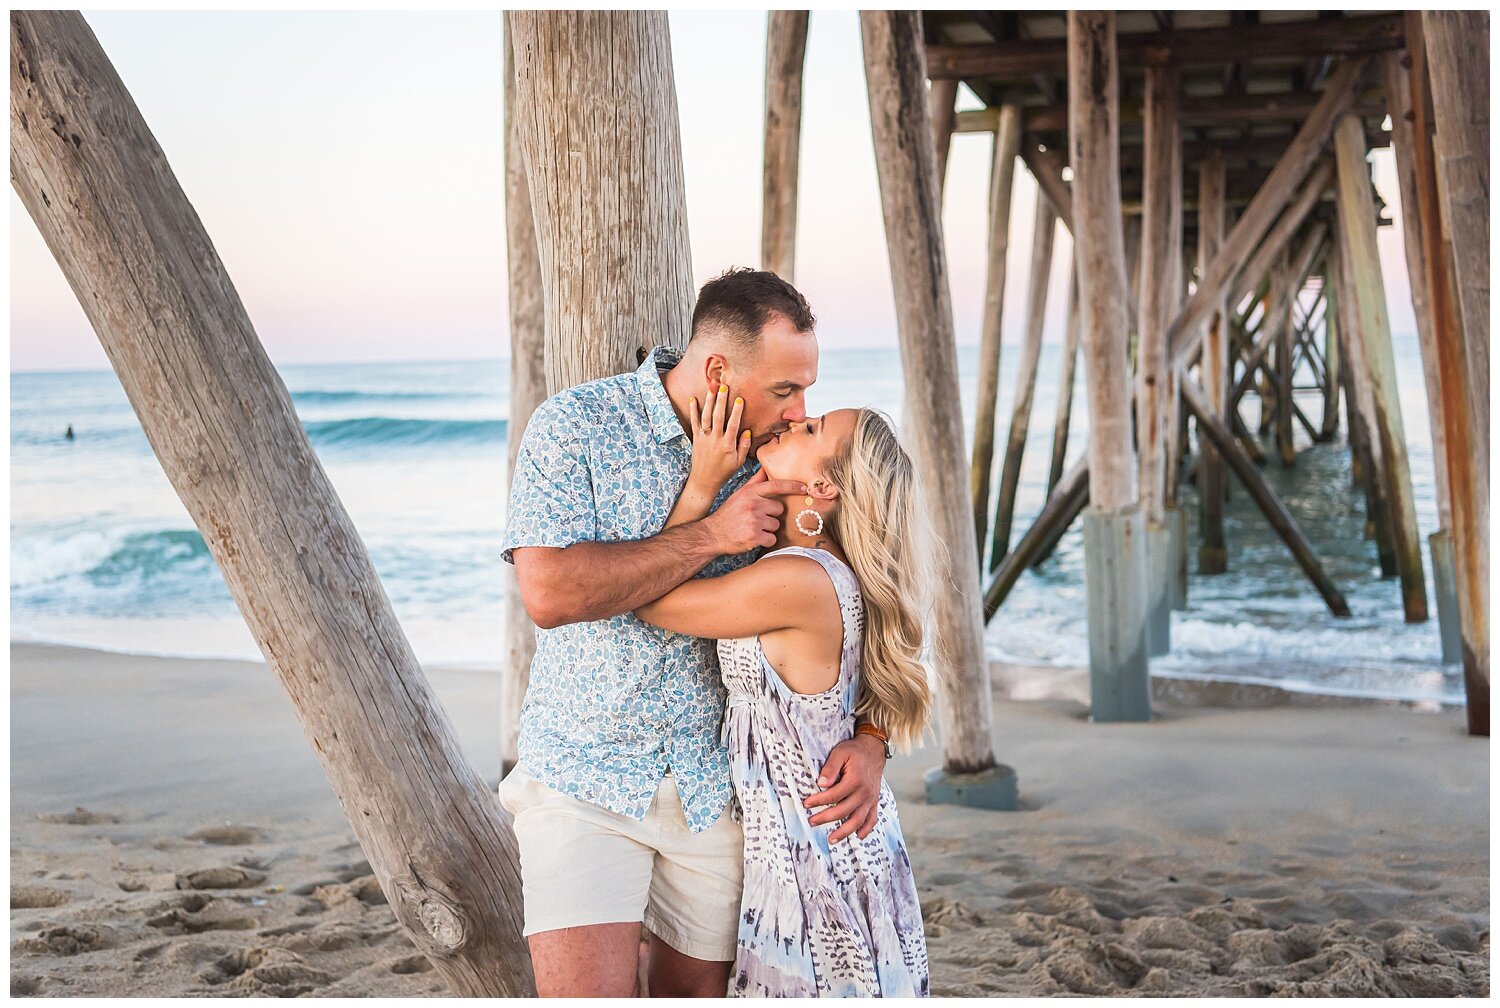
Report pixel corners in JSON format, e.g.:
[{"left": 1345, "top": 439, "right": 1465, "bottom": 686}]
[
  {"left": 1046, "top": 266, "right": 1081, "bottom": 497},
  {"left": 1023, "top": 137, "right": 1074, "bottom": 225},
  {"left": 970, "top": 102, "right": 1022, "bottom": 563},
  {"left": 10, "top": 11, "right": 534, "bottom": 994},
  {"left": 1383, "top": 50, "right": 1460, "bottom": 661},
  {"left": 1137, "top": 55, "right": 1178, "bottom": 656},
  {"left": 1422, "top": 12, "right": 1489, "bottom": 451},
  {"left": 501, "top": 15, "right": 546, "bottom": 777},
  {"left": 1320, "top": 276, "right": 1342, "bottom": 442},
  {"left": 1274, "top": 251, "right": 1297, "bottom": 467},
  {"left": 930, "top": 77, "right": 960, "bottom": 197},
  {"left": 1340, "top": 262, "right": 1394, "bottom": 546},
  {"left": 861, "top": 10, "right": 1015, "bottom": 806},
  {"left": 1332, "top": 243, "right": 1386, "bottom": 534},
  {"left": 511, "top": 11, "right": 694, "bottom": 390},
  {"left": 1124, "top": 214, "right": 1144, "bottom": 337},
  {"left": 991, "top": 194, "right": 1057, "bottom": 566},
  {"left": 762, "top": 10, "right": 809, "bottom": 282},
  {"left": 1333, "top": 115, "right": 1428, "bottom": 622},
  {"left": 1409, "top": 12, "right": 1488, "bottom": 734},
  {"left": 1068, "top": 11, "right": 1150, "bottom": 721},
  {"left": 1197, "top": 150, "right": 1229, "bottom": 574},
  {"left": 1163, "top": 126, "right": 1188, "bottom": 613}
]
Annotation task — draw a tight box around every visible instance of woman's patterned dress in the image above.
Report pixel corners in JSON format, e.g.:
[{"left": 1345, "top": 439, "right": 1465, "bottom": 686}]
[{"left": 717, "top": 545, "right": 929, "bottom": 997}]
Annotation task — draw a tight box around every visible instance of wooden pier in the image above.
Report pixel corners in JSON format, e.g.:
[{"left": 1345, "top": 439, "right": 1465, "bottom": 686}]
[{"left": 908, "top": 11, "right": 1487, "bottom": 736}]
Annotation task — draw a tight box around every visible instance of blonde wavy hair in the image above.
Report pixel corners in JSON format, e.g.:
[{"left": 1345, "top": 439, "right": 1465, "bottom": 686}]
[{"left": 822, "top": 408, "right": 935, "bottom": 752}]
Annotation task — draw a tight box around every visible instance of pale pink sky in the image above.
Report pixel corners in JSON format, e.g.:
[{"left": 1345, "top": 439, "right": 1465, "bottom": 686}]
[{"left": 10, "top": 11, "right": 1415, "bottom": 372}]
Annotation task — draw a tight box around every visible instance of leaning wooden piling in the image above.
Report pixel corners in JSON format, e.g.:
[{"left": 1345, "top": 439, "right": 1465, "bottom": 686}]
[
  {"left": 1333, "top": 115, "right": 1428, "bottom": 622},
  {"left": 930, "top": 76, "right": 960, "bottom": 197},
  {"left": 1331, "top": 244, "right": 1397, "bottom": 567},
  {"left": 991, "top": 194, "right": 1057, "bottom": 567},
  {"left": 11, "top": 11, "right": 534, "bottom": 993},
  {"left": 1320, "top": 281, "right": 1342, "bottom": 442},
  {"left": 1273, "top": 251, "right": 1297, "bottom": 467},
  {"left": 1046, "top": 267, "right": 1081, "bottom": 497},
  {"left": 970, "top": 103, "right": 1022, "bottom": 564},
  {"left": 986, "top": 461, "right": 1089, "bottom": 618}
]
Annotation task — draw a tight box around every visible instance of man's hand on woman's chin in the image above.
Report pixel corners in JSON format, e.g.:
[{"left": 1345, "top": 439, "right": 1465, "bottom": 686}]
[{"left": 802, "top": 733, "right": 886, "bottom": 843}]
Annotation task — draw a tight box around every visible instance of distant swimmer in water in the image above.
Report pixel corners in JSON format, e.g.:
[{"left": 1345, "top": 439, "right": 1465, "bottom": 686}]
[{"left": 65, "top": 425, "right": 74, "bottom": 440}]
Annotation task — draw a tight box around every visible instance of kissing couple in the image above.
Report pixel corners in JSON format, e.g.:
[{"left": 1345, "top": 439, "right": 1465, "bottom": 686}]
[{"left": 500, "top": 267, "right": 935, "bottom": 997}]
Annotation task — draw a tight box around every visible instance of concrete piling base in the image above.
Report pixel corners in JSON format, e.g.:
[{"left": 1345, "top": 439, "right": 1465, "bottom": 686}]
[
  {"left": 1167, "top": 503, "right": 1188, "bottom": 610},
  {"left": 1083, "top": 505, "right": 1152, "bottom": 722},
  {"left": 1144, "top": 520, "right": 1173, "bottom": 657},
  {"left": 924, "top": 764, "right": 1019, "bottom": 811},
  {"left": 1429, "top": 530, "right": 1462, "bottom": 665},
  {"left": 1164, "top": 507, "right": 1188, "bottom": 609}
]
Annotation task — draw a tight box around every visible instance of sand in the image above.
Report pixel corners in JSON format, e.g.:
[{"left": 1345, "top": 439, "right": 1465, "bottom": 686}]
[{"left": 10, "top": 641, "right": 1489, "bottom": 997}]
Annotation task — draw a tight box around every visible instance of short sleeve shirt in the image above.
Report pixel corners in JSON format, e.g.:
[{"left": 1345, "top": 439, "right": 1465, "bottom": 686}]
[{"left": 502, "top": 344, "right": 761, "bottom": 832}]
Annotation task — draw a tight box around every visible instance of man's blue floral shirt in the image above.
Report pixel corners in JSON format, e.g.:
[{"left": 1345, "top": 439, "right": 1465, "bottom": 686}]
[{"left": 501, "top": 344, "right": 760, "bottom": 832}]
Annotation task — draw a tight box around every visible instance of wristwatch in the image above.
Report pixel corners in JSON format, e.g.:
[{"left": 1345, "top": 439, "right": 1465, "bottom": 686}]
[{"left": 855, "top": 722, "right": 894, "bottom": 760}]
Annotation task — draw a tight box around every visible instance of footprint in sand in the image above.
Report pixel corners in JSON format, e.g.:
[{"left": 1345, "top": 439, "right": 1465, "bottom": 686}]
[
  {"left": 199, "top": 946, "right": 334, "bottom": 996},
  {"left": 921, "top": 896, "right": 986, "bottom": 927},
  {"left": 1123, "top": 915, "right": 1220, "bottom": 956},
  {"left": 12, "top": 923, "right": 115, "bottom": 957},
  {"left": 306, "top": 875, "right": 388, "bottom": 911},
  {"left": 145, "top": 892, "right": 258, "bottom": 933},
  {"left": 274, "top": 920, "right": 367, "bottom": 952},
  {"left": 11, "top": 884, "right": 70, "bottom": 909},
  {"left": 174, "top": 866, "right": 268, "bottom": 891}
]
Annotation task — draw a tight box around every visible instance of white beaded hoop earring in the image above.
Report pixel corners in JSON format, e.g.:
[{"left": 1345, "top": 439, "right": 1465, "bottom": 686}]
[{"left": 795, "top": 508, "right": 824, "bottom": 537}]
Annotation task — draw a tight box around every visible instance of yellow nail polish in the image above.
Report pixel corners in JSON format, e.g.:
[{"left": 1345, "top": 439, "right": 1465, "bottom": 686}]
[
  {"left": 719, "top": 385, "right": 727, "bottom": 394},
  {"left": 734, "top": 397, "right": 743, "bottom": 406}
]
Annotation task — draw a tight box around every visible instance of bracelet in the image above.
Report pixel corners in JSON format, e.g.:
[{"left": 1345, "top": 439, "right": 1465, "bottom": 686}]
[{"left": 855, "top": 723, "right": 893, "bottom": 759}]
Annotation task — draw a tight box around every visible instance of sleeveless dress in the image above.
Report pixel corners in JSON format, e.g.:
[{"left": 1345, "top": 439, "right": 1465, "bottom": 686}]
[{"left": 717, "top": 545, "right": 929, "bottom": 998}]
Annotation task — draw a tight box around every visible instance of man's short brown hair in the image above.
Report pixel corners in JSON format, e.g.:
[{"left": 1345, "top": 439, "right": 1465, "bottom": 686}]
[{"left": 690, "top": 267, "right": 815, "bottom": 353}]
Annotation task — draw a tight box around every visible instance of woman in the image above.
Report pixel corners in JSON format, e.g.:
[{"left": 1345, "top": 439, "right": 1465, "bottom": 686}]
[{"left": 634, "top": 386, "right": 933, "bottom": 997}]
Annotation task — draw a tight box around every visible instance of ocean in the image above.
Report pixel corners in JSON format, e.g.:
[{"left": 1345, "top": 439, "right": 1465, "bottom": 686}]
[{"left": 9, "top": 338, "right": 1460, "bottom": 706}]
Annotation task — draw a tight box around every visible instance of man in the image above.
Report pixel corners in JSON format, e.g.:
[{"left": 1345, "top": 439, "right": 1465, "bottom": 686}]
[{"left": 501, "top": 268, "right": 891, "bottom": 997}]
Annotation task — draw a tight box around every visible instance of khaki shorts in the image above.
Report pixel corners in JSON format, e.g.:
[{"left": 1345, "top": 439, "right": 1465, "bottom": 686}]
[{"left": 497, "top": 763, "right": 743, "bottom": 963}]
